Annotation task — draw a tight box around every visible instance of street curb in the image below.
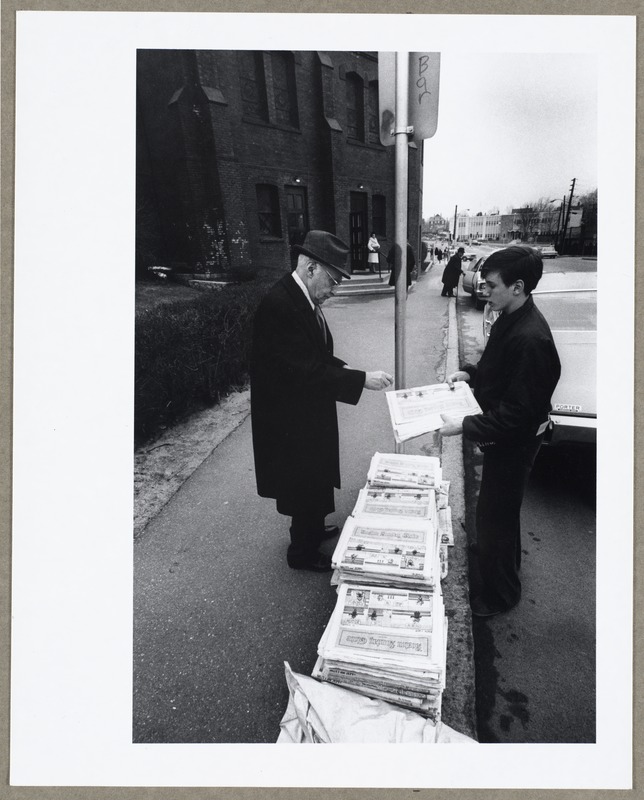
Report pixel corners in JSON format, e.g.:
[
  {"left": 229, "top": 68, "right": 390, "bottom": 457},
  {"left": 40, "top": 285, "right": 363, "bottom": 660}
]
[{"left": 440, "top": 295, "right": 478, "bottom": 740}]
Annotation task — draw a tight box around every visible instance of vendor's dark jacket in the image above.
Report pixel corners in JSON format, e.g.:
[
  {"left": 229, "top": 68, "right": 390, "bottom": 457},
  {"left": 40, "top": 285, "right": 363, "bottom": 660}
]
[
  {"left": 250, "top": 273, "right": 365, "bottom": 512},
  {"left": 441, "top": 254, "right": 464, "bottom": 290},
  {"left": 462, "top": 295, "right": 561, "bottom": 447}
]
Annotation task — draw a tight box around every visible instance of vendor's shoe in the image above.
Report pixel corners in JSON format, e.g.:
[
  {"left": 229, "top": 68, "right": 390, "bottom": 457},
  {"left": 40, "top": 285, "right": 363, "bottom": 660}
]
[
  {"left": 287, "top": 552, "right": 333, "bottom": 572},
  {"left": 468, "top": 541, "right": 479, "bottom": 555},
  {"left": 320, "top": 524, "right": 340, "bottom": 541},
  {"left": 470, "top": 595, "right": 514, "bottom": 618}
]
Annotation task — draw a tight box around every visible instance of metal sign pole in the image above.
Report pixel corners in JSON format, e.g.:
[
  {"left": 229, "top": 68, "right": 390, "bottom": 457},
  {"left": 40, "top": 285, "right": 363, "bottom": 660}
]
[{"left": 394, "top": 51, "right": 410, "bottom": 453}]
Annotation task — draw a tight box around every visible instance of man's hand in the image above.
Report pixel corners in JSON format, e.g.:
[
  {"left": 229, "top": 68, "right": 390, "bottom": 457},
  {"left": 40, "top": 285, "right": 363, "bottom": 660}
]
[
  {"left": 438, "top": 414, "right": 464, "bottom": 436},
  {"left": 446, "top": 370, "right": 470, "bottom": 389},
  {"left": 364, "top": 371, "right": 394, "bottom": 391}
]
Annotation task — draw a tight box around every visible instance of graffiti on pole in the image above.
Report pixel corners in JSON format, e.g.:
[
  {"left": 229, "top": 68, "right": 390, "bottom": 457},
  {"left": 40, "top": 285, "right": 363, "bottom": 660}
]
[{"left": 378, "top": 52, "right": 441, "bottom": 146}]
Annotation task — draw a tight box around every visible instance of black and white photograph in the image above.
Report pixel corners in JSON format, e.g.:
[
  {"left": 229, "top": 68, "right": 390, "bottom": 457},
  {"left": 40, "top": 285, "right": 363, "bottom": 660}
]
[{"left": 8, "top": 10, "right": 635, "bottom": 791}]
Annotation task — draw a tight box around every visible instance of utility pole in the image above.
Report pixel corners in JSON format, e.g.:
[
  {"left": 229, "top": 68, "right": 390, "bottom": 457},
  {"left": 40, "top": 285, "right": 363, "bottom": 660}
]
[
  {"left": 378, "top": 51, "right": 441, "bottom": 453},
  {"left": 393, "top": 51, "right": 411, "bottom": 452},
  {"left": 555, "top": 197, "right": 565, "bottom": 250},
  {"left": 560, "top": 179, "right": 576, "bottom": 255},
  {"left": 452, "top": 205, "right": 458, "bottom": 241},
  {"left": 393, "top": 51, "right": 410, "bottom": 391}
]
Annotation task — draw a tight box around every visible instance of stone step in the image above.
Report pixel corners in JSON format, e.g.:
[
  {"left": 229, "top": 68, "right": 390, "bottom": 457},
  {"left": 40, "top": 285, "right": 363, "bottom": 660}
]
[
  {"left": 348, "top": 271, "right": 391, "bottom": 281},
  {"left": 345, "top": 278, "right": 390, "bottom": 287},
  {"left": 332, "top": 283, "right": 395, "bottom": 297}
]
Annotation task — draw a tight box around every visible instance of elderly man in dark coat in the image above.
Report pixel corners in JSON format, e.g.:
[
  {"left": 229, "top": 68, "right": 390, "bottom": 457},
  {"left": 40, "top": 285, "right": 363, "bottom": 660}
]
[
  {"left": 250, "top": 230, "right": 393, "bottom": 572},
  {"left": 441, "top": 246, "right": 465, "bottom": 296}
]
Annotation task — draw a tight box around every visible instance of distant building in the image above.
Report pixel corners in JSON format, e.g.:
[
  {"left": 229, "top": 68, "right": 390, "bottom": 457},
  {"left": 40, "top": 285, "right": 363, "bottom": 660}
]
[
  {"left": 502, "top": 206, "right": 581, "bottom": 245},
  {"left": 136, "top": 50, "right": 423, "bottom": 276},
  {"left": 452, "top": 204, "right": 590, "bottom": 252},
  {"left": 424, "top": 214, "right": 449, "bottom": 237},
  {"left": 455, "top": 212, "right": 501, "bottom": 242}
]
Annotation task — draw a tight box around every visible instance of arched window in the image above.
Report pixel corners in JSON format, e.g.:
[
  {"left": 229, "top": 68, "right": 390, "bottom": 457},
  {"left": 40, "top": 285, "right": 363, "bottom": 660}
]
[
  {"left": 345, "top": 72, "right": 364, "bottom": 141},
  {"left": 238, "top": 51, "right": 268, "bottom": 121},
  {"left": 271, "top": 52, "right": 299, "bottom": 128},
  {"left": 368, "top": 80, "right": 379, "bottom": 144}
]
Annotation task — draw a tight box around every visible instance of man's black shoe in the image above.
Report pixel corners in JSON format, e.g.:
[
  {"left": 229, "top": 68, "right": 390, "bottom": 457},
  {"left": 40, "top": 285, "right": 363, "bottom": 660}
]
[
  {"left": 470, "top": 595, "right": 516, "bottom": 618},
  {"left": 468, "top": 541, "right": 479, "bottom": 555},
  {"left": 320, "top": 524, "right": 340, "bottom": 541},
  {"left": 287, "top": 552, "right": 333, "bottom": 572}
]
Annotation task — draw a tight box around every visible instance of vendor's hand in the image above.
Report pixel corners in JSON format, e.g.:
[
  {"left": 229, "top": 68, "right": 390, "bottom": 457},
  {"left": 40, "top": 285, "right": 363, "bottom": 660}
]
[
  {"left": 446, "top": 370, "right": 470, "bottom": 389},
  {"left": 365, "top": 371, "right": 394, "bottom": 391},
  {"left": 438, "top": 414, "right": 464, "bottom": 436}
]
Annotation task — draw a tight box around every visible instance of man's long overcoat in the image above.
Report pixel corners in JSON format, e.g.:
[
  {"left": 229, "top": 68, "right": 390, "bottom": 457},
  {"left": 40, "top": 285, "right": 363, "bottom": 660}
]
[
  {"left": 250, "top": 274, "right": 365, "bottom": 515},
  {"left": 441, "top": 254, "right": 464, "bottom": 291}
]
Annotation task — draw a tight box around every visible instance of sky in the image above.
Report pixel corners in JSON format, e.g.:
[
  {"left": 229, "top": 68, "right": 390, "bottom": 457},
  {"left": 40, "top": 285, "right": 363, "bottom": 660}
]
[{"left": 422, "top": 52, "right": 598, "bottom": 221}]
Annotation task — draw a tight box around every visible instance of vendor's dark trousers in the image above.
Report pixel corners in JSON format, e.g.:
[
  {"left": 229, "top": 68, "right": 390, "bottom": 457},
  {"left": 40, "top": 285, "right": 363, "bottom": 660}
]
[{"left": 476, "top": 438, "right": 543, "bottom": 611}]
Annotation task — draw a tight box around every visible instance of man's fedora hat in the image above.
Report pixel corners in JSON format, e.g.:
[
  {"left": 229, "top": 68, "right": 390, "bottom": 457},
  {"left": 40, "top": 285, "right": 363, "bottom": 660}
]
[{"left": 293, "top": 230, "right": 352, "bottom": 279}]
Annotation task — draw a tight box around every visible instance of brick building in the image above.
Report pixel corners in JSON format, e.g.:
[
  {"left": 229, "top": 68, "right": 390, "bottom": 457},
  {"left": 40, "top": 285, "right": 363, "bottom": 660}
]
[{"left": 136, "top": 50, "right": 423, "bottom": 277}]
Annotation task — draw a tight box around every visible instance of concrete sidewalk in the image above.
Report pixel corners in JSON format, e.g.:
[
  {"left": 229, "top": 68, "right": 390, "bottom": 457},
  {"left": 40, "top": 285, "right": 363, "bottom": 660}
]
[{"left": 133, "top": 264, "right": 476, "bottom": 743}]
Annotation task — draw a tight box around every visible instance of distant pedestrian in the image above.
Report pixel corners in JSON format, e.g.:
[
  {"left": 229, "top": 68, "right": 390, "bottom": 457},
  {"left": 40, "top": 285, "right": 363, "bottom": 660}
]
[
  {"left": 387, "top": 242, "right": 415, "bottom": 290},
  {"left": 435, "top": 246, "right": 443, "bottom": 263},
  {"left": 420, "top": 240, "right": 429, "bottom": 271},
  {"left": 439, "top": 246, "right": 561, "bottom": 618},
  {"left": 367, "top": 232, "right": 380, "bottom": 273},
  {"left": 441, "top": 247, "right": 465, "bottom": 297},
  {"left": 250, "top": 230, "right": 393, "bottom": 573}
]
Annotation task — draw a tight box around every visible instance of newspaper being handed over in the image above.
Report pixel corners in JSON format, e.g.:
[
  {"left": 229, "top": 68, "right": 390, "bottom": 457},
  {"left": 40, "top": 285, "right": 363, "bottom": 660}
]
[{"left": 385, "top": 381, "right": 482, "bottom": 443}]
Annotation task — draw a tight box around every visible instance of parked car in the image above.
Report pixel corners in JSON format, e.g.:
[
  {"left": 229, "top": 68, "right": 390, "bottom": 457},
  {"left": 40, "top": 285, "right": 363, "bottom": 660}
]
[
  {"left": 483, "top": 269, "right": 597, "bottom": 445},
  {"left": 537, "top": 244, "right": 558, "bottom": 259},
  {"left": 461, "top": 255, "right": 488, "bottom": 309}
]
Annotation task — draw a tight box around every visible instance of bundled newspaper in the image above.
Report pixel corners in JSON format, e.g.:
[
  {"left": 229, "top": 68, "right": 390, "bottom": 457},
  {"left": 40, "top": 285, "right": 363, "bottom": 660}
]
[
  {"left": 313, "top": 583, "right": 448, "bottom": 721},
  {"left": 332, "top": 452, "right": 451, "bottom": 589},
  {"left": 366, "top": 451, "right": 442, "bottom": 490},
  {"left": 352, "top": 485, "right": 437, "bottom": 521},
  {"left": 331, "top": 514, "right": 440, "bottom": 591},
  {"left": 385, "top": 381, "right": 482, "bottom": 443}
]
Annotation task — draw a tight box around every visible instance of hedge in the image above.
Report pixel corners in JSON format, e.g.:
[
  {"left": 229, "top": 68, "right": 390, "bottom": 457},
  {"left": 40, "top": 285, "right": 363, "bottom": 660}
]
[{"left": 135, "top": 273, "right": 277, "bottom": 445}]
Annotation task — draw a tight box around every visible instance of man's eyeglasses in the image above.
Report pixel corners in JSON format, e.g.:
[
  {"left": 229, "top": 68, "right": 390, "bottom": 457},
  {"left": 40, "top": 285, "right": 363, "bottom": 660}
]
[{"left": 317, "top": 263, "right": 342, "bottom": 286}]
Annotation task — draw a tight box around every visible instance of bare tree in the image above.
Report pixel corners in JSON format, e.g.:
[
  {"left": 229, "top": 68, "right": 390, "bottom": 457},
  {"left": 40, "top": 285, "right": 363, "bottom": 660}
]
[
  {"left": 514, "top": 206, "right": 537, "bottom": 240},
  {"left": 516, "top": 197, "right": 559, "bottom": 241}
]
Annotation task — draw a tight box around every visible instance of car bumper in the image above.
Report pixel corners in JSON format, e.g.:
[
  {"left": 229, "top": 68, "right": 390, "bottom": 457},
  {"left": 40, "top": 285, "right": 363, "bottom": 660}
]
[{"left": 546, "top": 414, "right": 597, "bottom": 445}]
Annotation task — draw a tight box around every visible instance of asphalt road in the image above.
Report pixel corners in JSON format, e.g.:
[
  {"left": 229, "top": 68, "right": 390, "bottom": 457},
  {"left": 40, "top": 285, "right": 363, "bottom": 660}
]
[{"left": 457, "top": 259, "right": 597, "bottom": 743}]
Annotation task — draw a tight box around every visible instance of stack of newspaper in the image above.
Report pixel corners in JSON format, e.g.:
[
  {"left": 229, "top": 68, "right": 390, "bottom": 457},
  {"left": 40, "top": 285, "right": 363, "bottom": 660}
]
[
  {"left": 313, "top": 583, "right": 447, "bottom": 721},
  {"left": 316, "top": 451, "right": 453, "bottom": 720},
  {"left": 366, "top": 451, "right": 442, "bottom": 490},
  {"left": 331, "top": 514, "right": 440, "bottom": 591},
  {"left": 332, "top": 453, "right": 451, "bottom": 589},
  {"left": 385, "top": 381, "right": 482, "bottom": 443}
]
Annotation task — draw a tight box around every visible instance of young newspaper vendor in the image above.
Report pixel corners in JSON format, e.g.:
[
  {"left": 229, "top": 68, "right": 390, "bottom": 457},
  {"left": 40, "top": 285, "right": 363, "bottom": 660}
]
[{"left": 439, "top": 246, "right": 561, "bottom": 618}]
